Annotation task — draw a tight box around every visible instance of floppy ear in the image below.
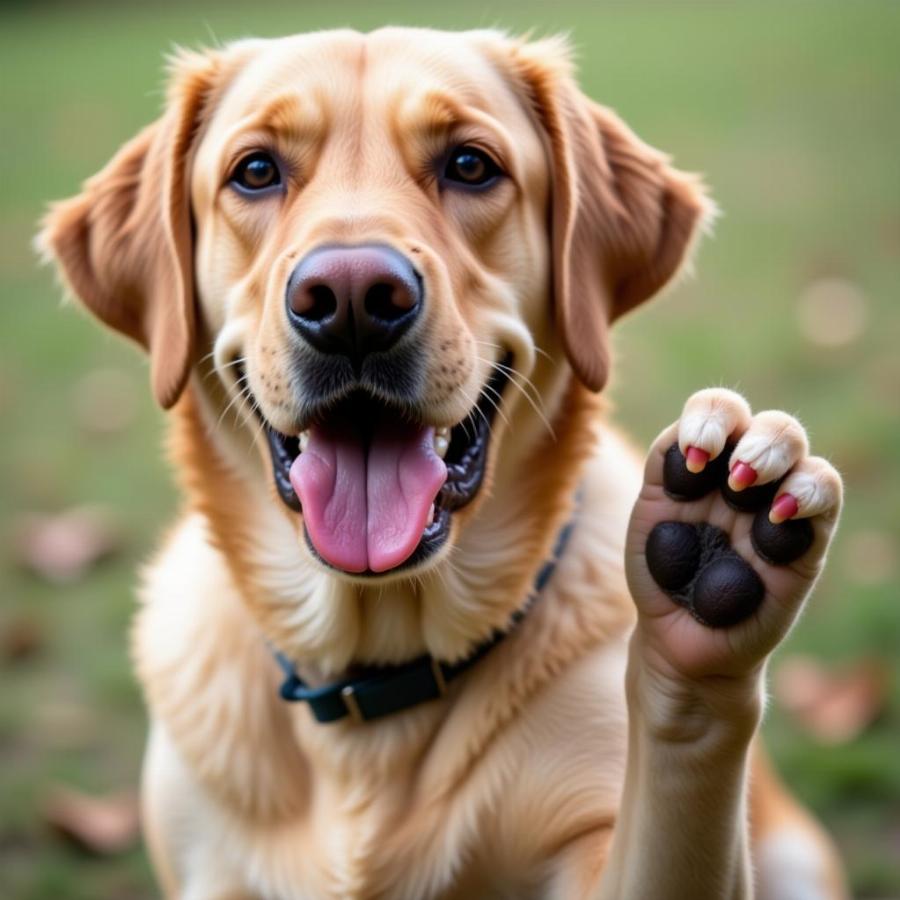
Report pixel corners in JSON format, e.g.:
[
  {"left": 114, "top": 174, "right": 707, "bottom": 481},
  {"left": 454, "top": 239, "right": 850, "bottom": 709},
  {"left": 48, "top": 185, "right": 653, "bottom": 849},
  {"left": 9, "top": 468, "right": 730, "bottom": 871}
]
[
  {"left": 37, "top": 50, "right": 222, "bottom": 409},
  {"left": 508, "top": 38, "right": 714, "bottom": 392}
]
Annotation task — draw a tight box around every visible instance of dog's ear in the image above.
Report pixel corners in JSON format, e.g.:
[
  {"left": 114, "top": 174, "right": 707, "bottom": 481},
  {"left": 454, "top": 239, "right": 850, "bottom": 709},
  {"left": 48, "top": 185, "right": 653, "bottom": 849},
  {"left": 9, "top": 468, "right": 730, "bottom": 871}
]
[
  {"left": 505, "top": 37, "right": 714, "bottom": 391},
  {"left": 36, "top": 50, "right": 223, "bottom": 409}
]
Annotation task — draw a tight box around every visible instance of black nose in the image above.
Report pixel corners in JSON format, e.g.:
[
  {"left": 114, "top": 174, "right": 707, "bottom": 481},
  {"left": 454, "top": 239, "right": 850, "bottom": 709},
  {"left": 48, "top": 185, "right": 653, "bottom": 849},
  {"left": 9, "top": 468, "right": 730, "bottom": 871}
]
[{"left": 286, "top": 244, "right": 422, "bottom": 360}]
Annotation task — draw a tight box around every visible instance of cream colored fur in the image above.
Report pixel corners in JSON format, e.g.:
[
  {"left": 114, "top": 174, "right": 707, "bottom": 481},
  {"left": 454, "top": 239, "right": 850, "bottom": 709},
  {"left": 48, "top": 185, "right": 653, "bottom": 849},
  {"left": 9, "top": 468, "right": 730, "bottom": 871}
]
[{"left": 39, "top": 28, "right": 846, "bottom": 900}]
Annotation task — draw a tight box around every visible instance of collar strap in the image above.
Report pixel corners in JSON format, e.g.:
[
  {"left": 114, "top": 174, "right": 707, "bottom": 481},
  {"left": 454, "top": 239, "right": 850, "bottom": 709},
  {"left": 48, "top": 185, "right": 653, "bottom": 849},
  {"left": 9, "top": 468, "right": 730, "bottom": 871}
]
[{"left": 274, "top": 511, "right": 577, "bottom": 725}]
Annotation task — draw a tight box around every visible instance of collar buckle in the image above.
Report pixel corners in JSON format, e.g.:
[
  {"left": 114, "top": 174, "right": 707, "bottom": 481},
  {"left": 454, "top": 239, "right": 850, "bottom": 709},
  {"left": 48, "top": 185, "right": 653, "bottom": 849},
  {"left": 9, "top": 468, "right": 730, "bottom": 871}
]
[
  {"left": 340, "top": 684, "right": 364, "bottom": 724},
  {"left": 430, "top": 657, "right": 448, "bottom": 696}
]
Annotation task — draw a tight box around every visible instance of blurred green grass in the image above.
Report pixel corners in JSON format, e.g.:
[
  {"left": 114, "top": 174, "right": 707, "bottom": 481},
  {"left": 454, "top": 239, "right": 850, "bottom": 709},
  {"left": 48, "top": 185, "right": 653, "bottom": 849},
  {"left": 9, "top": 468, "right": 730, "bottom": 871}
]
[{"left": 1, "top": 1, "right": 898, "bottom": 897}]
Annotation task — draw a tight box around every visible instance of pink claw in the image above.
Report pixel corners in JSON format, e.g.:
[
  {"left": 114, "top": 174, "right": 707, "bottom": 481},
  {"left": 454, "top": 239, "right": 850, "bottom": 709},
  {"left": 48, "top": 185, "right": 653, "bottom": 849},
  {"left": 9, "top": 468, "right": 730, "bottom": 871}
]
[
  {"left": 685, "top": 446, "right": 710, "bottom": 474},
  {"left": 769, "top": 493, "right": 799, "bottom": 524},
  {"left": 728, "top": 461, "right": 758, "bottom": 491}
]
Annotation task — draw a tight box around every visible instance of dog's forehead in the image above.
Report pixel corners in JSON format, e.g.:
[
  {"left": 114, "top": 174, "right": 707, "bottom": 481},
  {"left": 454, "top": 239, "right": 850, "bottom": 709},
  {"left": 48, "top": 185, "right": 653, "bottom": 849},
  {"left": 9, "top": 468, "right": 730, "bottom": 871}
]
[{"left": 209, "top": 28, "right": 526, "bottom": 140}]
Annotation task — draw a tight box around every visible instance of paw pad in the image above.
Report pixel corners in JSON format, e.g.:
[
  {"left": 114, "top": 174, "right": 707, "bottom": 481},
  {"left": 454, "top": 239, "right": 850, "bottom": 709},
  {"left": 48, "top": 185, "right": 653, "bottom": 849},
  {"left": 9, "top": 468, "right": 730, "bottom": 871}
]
[
  {"left": 647, "top": 445, "right": 816, "bottom": 628},
  {"left": 647, "top": 522, "right": 764, "bottom": 628},
  {"left": 750, "top": 509, "right": 814, "bottom": 565}
]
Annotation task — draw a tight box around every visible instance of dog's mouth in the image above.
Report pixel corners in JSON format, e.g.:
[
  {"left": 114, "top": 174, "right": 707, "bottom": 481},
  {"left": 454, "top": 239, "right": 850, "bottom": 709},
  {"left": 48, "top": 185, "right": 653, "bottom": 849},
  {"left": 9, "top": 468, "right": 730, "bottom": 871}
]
[{"left": 262, "top": 355, "right": 512, "bottom": 576}]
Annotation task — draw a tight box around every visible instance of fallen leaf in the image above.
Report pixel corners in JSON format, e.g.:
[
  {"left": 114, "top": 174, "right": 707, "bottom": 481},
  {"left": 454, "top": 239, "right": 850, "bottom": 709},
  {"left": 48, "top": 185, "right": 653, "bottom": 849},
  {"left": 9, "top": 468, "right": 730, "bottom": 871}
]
[
  {"left": 42, "top": 785, "right": 140, "bottom": 856},
  {"left": 0, "top": 613, "right": 44, "bottom": 663},
  {"left": 774, "top": 655, "right": 889, "bottom": 744},
  {"left": 13, "top": 505, "right": 121, "bottom": 584}
]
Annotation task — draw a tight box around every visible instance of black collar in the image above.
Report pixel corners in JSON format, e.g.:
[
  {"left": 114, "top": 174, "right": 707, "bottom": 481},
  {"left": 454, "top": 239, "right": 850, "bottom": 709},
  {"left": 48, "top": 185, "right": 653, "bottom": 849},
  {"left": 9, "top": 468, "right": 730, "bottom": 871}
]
[{"left": 273, "top": 510, "right": 577, "bottom": 725}]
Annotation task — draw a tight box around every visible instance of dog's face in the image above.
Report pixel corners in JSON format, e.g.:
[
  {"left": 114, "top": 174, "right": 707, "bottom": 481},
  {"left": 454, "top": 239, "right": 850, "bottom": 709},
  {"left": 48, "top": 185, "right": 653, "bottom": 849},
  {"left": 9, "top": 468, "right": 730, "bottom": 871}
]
[
  {"left": 40, "top": 28, "right": 709, "bottom": 586},
  {"left": 189, "top": 31, "right": 554, "bottom": 577}
]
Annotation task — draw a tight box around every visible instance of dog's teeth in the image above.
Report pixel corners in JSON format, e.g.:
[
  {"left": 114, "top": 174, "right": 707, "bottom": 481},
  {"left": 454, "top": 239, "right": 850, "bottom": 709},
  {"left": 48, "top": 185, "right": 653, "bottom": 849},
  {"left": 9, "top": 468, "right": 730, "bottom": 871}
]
[
  {"left": 433, "top": 427, "right": 450, "bottom": 459},
  {"left": 426, "top": 504, "right": 435, "bottom": 528},
  {"left": 299, "top": 430, "right": 310, "bottom": 452}
]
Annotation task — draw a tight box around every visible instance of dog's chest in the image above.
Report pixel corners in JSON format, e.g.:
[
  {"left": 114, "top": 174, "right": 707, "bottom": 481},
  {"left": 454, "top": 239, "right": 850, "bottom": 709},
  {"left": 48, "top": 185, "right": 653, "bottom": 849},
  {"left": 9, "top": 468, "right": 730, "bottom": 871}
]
[{"left": 245, "top": 777, "right": 539, "bottom": 900}]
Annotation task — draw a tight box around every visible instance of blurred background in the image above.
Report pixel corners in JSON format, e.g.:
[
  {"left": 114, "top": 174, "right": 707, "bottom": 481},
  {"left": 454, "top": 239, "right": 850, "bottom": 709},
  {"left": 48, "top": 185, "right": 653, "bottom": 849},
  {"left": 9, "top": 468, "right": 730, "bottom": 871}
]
[{"left": 1, "top": 1, "right": 898, "bottom": 897}]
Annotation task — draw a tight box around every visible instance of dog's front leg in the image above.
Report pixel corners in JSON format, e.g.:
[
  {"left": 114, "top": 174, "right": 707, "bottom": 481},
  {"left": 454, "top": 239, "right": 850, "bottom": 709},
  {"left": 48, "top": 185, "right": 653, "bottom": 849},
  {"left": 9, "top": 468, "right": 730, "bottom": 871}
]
[
  {"left": 594, "top": 388, "right": 842, "bottom": 900},
  {"left": 594, "top": 640, "right": 762, "bottom": 899}
]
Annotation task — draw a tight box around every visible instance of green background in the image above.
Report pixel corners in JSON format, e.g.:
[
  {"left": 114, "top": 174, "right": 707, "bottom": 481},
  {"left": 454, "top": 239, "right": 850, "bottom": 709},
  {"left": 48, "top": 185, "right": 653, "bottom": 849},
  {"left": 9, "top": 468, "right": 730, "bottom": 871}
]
[{"left": 1, "top": 2, "right": 898, "bottom": 897}]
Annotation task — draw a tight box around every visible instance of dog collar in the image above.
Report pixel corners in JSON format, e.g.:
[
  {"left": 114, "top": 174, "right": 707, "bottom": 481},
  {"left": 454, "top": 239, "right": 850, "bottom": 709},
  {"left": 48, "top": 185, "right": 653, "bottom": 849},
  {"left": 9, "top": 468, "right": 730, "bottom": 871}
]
[{"left": 273, "top": 509, "right": 577, "bottom": 725}]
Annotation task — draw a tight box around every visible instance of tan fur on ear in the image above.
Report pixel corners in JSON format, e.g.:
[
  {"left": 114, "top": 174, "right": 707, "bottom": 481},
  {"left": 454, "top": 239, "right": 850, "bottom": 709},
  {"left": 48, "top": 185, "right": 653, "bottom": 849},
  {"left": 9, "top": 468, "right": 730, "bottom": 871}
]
[
  {"left": 503, "top": 37, "right": 714, "bottom": 392},
  {"left": 36, "top": 49, "right": 224, "bottom": 409}
]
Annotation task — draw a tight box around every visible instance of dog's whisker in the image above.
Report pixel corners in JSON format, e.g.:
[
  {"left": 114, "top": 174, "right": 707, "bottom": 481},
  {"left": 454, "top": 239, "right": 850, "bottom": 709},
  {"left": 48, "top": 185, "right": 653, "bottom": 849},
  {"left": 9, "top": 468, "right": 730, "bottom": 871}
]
[
  {"left": 484, "top": 360, "right": 556, "bottom": 442},
  {"left": 480, "top": 382, "right": 511, "bottom": 430},
  {"left": 472, "top": 354, "right": 553, "bottom": 436},
  {"left": 470, "top": 338, "right": 553, "bottom": 365},
  {"left": 509, "top": 379, "right": 556, "bottom": 441},
  {"left": 455, "top": 383, "right": 493, "bottom": 436},
  {"left": 215, "top": 386, "right": 247, "bottom": 431},
  {"left": 471, "top": 339, "right": 504, "bottom": 354},
  {"left": 456, "top": 413, "right": 475, "bottom": 444},
  {"left": 202, "top": 356, "right": 247, "bottom": 384},
  {"left": 215, "top": 373, "right": 253, "bottom": 432},
  {"left": 474, "top": 353, "right": 543, "bottom": 406}
]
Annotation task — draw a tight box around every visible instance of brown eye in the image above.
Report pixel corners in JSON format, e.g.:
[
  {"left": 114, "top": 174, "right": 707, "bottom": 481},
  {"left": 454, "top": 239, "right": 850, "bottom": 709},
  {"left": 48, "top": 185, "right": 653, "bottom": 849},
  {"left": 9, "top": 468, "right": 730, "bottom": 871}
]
[
  {"left": 443, "top": 146, "right": 502, "bottom": 188},
  {"left": 231, "top": 152, "right": 281, "bottom": 193}
]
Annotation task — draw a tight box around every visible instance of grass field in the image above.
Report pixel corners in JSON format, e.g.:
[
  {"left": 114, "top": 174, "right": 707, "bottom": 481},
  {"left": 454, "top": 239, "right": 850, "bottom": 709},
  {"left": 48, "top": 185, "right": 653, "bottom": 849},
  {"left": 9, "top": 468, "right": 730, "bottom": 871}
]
[{"left": 1, "top": 2, "right": 898, "bottom": 897}]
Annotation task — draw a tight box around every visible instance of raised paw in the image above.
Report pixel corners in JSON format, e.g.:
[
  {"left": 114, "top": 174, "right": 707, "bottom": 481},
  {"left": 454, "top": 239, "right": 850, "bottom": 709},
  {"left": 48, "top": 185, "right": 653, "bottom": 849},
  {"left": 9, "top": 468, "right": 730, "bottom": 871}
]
[{"left": 626, "top": 388, "right": 842, "bottom": 680}]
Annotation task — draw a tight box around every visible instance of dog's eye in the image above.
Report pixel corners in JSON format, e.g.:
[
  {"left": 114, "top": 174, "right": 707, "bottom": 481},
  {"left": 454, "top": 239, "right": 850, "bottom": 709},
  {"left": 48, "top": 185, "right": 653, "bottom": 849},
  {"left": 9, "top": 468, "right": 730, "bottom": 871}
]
[
  {"left": 443, "top": 146, "right": 502, "bottom": 188},
  {"left": 230, "top": 152, "right": 281, "bottom": 192}
]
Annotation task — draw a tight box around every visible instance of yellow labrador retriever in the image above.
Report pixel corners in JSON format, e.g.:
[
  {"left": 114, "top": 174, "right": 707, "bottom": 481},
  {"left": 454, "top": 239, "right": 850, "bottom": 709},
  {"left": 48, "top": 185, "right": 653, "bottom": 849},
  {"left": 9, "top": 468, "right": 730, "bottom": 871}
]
[{"left": 40, "top": 28, "right": 846, "bottom": 900}]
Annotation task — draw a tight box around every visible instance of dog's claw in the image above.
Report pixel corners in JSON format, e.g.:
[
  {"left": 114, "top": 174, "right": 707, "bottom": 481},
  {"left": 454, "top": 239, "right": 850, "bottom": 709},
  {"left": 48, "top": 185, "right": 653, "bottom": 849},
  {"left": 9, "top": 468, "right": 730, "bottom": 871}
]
[
  {"left": 662, "top": 443, "right": 730, "bottom": 501},
  {"left": 719, "top": 477, "right": 780, "bottom": 513}
]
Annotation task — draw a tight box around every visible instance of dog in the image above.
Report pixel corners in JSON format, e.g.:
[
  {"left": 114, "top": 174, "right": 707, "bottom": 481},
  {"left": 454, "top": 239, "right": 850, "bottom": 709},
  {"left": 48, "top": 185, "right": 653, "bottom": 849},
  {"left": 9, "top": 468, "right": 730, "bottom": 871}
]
[{"left": 39, "top": 28, "right": 847, "bottom": 899}]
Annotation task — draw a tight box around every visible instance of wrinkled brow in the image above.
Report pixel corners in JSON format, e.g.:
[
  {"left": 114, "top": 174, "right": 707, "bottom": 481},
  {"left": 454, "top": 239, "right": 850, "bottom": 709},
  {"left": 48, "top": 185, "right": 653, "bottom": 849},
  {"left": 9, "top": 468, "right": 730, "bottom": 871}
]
[
  {"left": 393, "top": 88, "right": 513, "bottom": 148},
  {"left": 240, "top": 92, "right": 326, "bottom": 143}
]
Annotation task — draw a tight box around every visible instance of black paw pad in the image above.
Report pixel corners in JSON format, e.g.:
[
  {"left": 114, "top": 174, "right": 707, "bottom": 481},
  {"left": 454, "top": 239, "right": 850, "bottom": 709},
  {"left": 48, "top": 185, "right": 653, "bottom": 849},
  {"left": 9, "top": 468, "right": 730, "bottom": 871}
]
[
  {"left": 751, "top": 509, "right": 814, "bottom": 565},
  {"left": 646, "top": 522, "right": 765, "bottom": 628},
  {"left": 646, "top": 522, "right": 702, "bottom": 591},
  {"left": 662, "top": 443, "right": 731, "bottom": 501},
  {"left": 693, "top": 557, "right": 765, "bottom": 628}
]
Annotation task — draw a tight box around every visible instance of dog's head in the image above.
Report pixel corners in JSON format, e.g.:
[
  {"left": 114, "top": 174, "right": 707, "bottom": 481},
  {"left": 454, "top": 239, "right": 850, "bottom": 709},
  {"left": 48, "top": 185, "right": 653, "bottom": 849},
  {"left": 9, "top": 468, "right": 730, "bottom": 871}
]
[{"left": 39, "top": 29, "right": 709, "bottom": 623}]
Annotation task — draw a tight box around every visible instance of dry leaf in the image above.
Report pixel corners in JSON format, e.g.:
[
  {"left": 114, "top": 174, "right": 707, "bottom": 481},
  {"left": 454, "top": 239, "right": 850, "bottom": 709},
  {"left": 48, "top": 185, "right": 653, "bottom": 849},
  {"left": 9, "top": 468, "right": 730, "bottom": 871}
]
[
  {"left": 0, "top": 613, "right": 44, "bottom": 663},
  {"left": 43, "top": 785, "right": 140, "bottom": 856},
  {"left": 13, "top": 505, "right": 121, "bottom": 584},
  {"left": 774, "top": 655, "right": 889, "bottom": 744}
]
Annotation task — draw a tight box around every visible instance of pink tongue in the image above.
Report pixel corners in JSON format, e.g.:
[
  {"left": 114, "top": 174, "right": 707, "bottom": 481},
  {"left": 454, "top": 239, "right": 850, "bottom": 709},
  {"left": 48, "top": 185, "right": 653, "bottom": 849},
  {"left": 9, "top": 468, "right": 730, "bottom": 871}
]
[{"left": 289, "top": 420, "right": 447, "bottom": 573}]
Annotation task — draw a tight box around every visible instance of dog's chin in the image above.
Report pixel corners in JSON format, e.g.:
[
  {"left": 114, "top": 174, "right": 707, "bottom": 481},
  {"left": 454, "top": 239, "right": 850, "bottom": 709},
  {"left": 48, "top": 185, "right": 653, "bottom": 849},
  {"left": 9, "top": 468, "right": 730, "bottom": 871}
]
[{"left": 256, "top": 354, "right": 513, "bottom": 580}]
